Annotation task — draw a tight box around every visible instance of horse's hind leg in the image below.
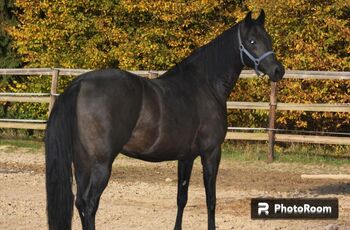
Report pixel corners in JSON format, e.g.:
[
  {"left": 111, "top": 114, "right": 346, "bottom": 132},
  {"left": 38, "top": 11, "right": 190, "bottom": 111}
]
[
  {"left": 74, "top": 149, "right": 117, "bottom": 230},
  {"left": 174, "top": 159, "right": 194, "bottom": 230}
]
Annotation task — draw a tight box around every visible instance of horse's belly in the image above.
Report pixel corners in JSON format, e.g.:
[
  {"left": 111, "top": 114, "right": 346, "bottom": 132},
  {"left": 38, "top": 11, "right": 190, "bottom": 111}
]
[
  {"left": 120, "top": 149, "right": 194, "bottom": 162},
  {"left": 121, "top": 127, "right": 197, "bottom": 162}
]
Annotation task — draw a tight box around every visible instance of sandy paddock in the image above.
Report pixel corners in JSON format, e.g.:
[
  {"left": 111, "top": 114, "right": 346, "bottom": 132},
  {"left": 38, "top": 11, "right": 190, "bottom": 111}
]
[{"left": 0, "top": 145, "right": 350, "bottom": 229}]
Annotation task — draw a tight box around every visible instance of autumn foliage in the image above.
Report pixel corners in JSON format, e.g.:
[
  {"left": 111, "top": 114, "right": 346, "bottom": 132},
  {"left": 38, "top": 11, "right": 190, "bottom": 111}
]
[{"left": 2, "top": 0, "right": 350, "bottom": 133}]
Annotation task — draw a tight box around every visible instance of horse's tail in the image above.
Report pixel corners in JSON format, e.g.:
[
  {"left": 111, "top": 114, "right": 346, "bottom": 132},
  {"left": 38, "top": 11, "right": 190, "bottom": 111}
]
[{"left": 45, "top": 80, "right": 81, "bottom": 230}]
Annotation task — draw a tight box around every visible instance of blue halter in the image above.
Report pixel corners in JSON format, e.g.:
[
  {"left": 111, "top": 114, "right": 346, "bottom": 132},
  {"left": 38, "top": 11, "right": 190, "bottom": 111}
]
[{"left": 238, "top": 26, "right": 274, "bottom": 76}]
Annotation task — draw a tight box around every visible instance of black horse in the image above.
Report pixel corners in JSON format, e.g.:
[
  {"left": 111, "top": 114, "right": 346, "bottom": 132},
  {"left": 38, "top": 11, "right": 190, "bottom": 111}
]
[{"left": 45, "top": 10, "right": 284, "bottom": 230}]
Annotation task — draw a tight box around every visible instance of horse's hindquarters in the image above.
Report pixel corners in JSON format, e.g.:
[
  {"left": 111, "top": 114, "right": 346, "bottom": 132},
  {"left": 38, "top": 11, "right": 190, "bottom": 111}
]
[{"left": 76, "top": 71, "right": 143, "bottom": 159}]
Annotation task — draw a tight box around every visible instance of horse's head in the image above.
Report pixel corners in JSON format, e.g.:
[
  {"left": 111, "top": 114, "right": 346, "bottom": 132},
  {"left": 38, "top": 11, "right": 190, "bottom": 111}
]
[{"left": 238, "top": 10, "right": 285, "bottom": 82}]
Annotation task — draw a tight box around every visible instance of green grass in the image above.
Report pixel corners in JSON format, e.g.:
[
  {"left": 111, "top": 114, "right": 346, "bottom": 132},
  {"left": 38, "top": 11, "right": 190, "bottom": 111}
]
[
  {"left": 0, "top": 139, "right": 349, "bottom": 166},
  {"left": 0, "top": 139, "right": 44, "bottom": 150},
  {"left": 222, "top": 141, "right": 350, "bottom": 165}
]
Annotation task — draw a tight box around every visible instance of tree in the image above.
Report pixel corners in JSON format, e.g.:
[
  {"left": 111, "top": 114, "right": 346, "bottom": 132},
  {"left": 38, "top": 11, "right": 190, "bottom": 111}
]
[
  {"left": 0, "top": 0, "right": 22, "bottom": 121},
  {"left": 4, "top": 0, "right": 350, "bottom": 133},
  {"left": 0, "top": 0, "right": 21, "bottom": 68},
  {"left": 8, "top": 0, "right": 242, "bottom": 69}
]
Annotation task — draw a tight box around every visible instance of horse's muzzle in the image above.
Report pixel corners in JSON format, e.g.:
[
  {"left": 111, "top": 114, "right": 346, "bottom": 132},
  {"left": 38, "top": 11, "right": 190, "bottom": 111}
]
[{"left": 268, "top": 62, "right": 285, "bottom": 82}]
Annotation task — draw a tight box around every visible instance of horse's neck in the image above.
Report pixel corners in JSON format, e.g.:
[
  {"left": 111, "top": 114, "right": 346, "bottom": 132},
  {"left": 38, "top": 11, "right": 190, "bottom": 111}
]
[
  {"left": 192, "top": 26, "right": 243, "bottom": 105},
  {"left": 208, "top": 66, "right": 242, "bottom": 105},
  {"left": 161, "top": 25, "right": 243, "bottom": 105}
]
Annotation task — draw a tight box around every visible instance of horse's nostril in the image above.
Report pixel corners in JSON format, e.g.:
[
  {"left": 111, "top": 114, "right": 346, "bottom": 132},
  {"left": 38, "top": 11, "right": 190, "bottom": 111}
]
[
  {"left": 274, "top": 67, "right": 280, "bottom": 76},
  {"left": 274, "top": 65, "right": 285, "bottom": 79},
  {"left": 274, "top": 66, "right": 280, "bottom": 75}
]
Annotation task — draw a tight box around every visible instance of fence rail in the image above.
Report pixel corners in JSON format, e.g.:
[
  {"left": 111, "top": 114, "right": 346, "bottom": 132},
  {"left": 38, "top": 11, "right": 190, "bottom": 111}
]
[
  {"left": 1, "top": 97, "right": 348, "bottom": 112},
  {"left": 1, "top": 68, "right": 349, "bottom": 160},
  {"left": 227, "top": 101, "right": 350, "bottom": 112},
  {"left": 1, "top": 68, "right": 350, "bottom": 78}
]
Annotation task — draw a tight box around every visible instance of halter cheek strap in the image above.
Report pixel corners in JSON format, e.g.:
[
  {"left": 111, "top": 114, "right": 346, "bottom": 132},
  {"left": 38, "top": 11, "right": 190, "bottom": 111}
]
[{"left": 238, "top": 26, "right": 274, "bottom": 76}]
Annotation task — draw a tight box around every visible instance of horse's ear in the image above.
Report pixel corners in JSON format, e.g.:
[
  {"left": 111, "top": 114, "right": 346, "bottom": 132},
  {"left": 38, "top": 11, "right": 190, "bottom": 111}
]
[
  {"left": 257, "top": 9, "right": 265, "bottom": 25},
  {"left": 244, "top": 11, "right": 253, "bottom": 25}
]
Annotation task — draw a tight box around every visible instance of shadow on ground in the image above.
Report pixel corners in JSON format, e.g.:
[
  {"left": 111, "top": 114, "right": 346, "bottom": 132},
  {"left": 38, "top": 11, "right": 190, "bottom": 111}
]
[{"left": 309, "top": 183, "right": 350, "bottom": 195}]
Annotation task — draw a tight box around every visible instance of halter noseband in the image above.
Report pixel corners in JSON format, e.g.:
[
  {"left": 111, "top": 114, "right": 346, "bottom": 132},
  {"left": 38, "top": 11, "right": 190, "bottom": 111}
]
[{"left": 238, "top": 25, "right": 274, "bottom": 76}]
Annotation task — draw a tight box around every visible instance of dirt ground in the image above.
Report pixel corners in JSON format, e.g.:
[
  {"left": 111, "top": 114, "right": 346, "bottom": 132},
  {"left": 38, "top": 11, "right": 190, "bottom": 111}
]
[{"left": 0, "top": 145, "right": 350, "bottom": 230}]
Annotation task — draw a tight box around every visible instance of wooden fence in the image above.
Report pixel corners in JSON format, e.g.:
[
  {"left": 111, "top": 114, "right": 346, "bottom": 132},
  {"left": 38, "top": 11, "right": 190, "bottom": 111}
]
[{"left": 0, "top": 68, "right": 349, "bottom": 161}]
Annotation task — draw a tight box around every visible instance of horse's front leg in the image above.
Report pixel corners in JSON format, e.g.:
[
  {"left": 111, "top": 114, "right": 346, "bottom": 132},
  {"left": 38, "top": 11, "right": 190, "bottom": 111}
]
[
  {"left": 174, "top": 159, "right": 194, "bottom": 230},
  {"left": 201, "top": 145, "right": 221, "bottom": 230}
]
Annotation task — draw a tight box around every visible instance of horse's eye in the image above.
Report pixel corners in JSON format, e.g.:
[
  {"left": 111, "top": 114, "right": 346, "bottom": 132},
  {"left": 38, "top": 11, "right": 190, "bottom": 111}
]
[{"left": 250, "top": 40, "right": 255, "bottom": 44}]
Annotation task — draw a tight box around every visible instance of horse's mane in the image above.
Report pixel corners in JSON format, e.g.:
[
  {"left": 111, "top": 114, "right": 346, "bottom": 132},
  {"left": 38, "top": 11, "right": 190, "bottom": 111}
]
[{"left": 160, "top": 23, "right": 239, "bottom": 81}]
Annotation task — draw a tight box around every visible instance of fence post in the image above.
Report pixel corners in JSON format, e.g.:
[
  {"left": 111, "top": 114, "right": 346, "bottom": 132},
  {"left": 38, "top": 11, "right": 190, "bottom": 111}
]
[
  {"left": 268, "top": 82, "right": 277, "bottom": 162},
  {"left": 48, "top": 69, "right": 59, "bottom": 116}
]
